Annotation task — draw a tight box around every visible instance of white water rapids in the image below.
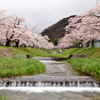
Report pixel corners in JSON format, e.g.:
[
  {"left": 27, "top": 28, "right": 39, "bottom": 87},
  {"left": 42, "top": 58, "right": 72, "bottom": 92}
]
[
  {"left": 0, "top": 87, "right": 100, "bottom": 93},
  {"left": 0, "top": 81, "right": 99, "bottom": 87}
]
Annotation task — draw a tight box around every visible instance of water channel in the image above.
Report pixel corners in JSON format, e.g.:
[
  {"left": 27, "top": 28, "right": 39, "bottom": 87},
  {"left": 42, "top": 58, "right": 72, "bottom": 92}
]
[{"left": 0, "top": 57, "right": 100, "bottom": 100}]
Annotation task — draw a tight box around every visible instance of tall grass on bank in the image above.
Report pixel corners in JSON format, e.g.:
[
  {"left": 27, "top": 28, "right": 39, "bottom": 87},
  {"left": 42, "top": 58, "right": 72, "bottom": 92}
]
[
  {"left": 0, "top": 57, "right": 46, "bottom": 78},
  {"left": 0, "top": 95, "right": 8, "bottom": 100},
  {"left": 70, "top": 57, "right": 100, "bottom": 81}
]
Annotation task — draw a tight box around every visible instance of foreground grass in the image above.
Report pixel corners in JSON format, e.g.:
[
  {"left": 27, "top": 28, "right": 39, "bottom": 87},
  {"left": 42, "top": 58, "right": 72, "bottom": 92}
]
[
  {"left": 0, "top": 95, "right": 8, "bottom": 100},
  {"left": 70, "top": 57, "right": 100, "bottom": 81},
  {"left": 0, "top": 57, "right": 46, "bottom": 78}
]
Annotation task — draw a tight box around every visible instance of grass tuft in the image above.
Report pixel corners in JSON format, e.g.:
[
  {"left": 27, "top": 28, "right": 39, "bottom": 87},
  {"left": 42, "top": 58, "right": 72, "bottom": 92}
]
[{"left": 0, "top": 95, "right": 8, "bottom": 100}]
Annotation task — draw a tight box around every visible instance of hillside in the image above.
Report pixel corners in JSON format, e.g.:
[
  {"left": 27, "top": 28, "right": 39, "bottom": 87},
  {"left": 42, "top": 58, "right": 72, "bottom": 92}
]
[{"left": 40, "top": 15, "right": 76, "bottom": 39}]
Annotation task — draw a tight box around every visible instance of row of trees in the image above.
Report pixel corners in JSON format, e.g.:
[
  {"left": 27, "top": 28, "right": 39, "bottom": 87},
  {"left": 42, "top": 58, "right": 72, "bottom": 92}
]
[
  {"left": 0, "top": 10, "right": 54, "bottom": 49},
  {"left": 58, "top": 1, "right": 100, "bottom": 49}
]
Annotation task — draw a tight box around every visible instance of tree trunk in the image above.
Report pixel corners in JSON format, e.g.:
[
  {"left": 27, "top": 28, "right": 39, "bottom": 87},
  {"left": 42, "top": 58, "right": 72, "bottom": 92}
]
[
  {"left": 15, "top": 40, "right": 19, "bottom": 47},
  {"left": 6, "top": 39, "right": 11, "bottom": 46}
]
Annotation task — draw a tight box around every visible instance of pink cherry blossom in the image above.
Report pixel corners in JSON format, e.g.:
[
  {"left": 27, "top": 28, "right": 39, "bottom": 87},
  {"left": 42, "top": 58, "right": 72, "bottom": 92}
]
[
  {"left": 58, "top": 1, "right": 100, "bottom": 49},
  {"left": 0, "top": 10, "right": 54, "bottom": 49}
]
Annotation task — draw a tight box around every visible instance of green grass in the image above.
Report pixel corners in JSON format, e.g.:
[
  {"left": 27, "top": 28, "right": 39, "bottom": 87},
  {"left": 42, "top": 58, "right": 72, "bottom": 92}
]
[
  {"left": 0, "top": 57, "right": 46, "bottom": 78},
  {"left": 0, "top": 46, "right": 49, "bottom": 57},
  {"left": 70, "top": 57, "right": 100, "bottom": 81},
  {"left": 0, "top": 95, "right": 8, "bottom": 100},
  {"left": 1, "top": 46, "right": 100, "bottom": 58},
  {"left": 44, "top": 47, "right": 100, "bottom": 58},
  {"left": 10, "top": 47, "right": 48, "bottom": 57},
  {"left": 62, "top": 47, "right": 100, "bottom": 57}
]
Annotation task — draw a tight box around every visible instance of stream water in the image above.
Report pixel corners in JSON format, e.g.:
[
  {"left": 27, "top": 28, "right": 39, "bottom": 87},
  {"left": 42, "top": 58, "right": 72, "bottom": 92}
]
[{"left": 0, "top": 57, "right": 100, "bottom": 100}]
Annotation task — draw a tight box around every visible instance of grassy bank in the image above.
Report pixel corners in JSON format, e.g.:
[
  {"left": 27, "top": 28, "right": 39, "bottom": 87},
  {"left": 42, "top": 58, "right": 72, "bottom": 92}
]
[
  {"left": 65, "top": 47, "right": 100, "bottom": 81},
  {"left": 0, "top": 46, "right": 100, "bottom": 58},
  {"left": 70, "top": 57, "right": 100, "bottom": 81},
  {"left": 0, "top": 95, "right": 8, "bottom": 100},
  {"left": 10, "top": 47, "right": 48, "bottom": 57},
  {"left": 43, "top": 47, "right": 100, "bottom": 58},
  {"left": 0, "top": 57, "right": 46, "bottom": 78}
]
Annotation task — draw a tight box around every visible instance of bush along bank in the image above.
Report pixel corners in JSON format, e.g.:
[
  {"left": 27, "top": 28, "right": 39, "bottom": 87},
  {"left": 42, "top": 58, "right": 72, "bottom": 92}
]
[
  {"left": 70, "top": 57, "right": 100, "bottom": 81},
  {"left": 0, "top": 57, "right": 46, "bottom": 78}
]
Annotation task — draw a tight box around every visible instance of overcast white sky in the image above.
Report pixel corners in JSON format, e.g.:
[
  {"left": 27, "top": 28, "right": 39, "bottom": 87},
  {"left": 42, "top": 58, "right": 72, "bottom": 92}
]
[{"left": 0, "top": 0, "right": 96, "bottom": 33}]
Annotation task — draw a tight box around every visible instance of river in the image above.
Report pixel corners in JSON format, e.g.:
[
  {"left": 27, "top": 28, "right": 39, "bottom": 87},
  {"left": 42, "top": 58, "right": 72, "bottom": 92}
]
[{"left": 0, "top": 57, "right": 100, "bottom": 100}]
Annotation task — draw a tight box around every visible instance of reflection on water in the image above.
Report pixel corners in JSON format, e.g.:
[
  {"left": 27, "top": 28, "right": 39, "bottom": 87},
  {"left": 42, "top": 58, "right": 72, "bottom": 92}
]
[{"left": 0, "top": 88, "right": 100, "bottom": 100}]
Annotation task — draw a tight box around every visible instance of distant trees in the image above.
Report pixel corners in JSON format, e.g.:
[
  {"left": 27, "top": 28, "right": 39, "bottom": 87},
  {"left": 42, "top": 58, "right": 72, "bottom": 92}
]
[
  {"left": 48, "top": 38, "right": 60, "bottom": 46},
  {"left": 57, "top": 2, "right": 100, "bottom": 49},
  {"left": 0, "top": 10, "right": 54, "bottom": 49}
]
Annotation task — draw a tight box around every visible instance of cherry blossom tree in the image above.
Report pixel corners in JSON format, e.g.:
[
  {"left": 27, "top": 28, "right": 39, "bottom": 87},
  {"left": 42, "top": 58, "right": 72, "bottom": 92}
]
[
  {"left": 58, "top": 1, "right": 100, "bottom": 49},
  {"left": 96, "top": 0, "right": 100, "bottom": 4},
  {"left": 0, "top": 10, "right": 54, "bottom": 49}
]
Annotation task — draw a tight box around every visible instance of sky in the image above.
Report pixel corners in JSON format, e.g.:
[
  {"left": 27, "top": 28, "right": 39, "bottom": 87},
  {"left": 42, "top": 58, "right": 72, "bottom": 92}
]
[{"left": 0, "top": 0, "right": 96, "bottom": 33}]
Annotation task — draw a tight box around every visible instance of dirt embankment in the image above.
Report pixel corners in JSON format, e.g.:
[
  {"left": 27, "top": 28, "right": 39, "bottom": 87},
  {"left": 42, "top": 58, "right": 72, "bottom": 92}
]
[{"left": 0, "top": 49, "right": 12, "bottom": 58}]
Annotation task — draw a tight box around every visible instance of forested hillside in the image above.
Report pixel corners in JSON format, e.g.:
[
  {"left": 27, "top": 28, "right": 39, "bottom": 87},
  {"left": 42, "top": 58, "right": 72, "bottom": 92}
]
[{"left": 40, "top": 15, "right": 76, "bottom": 39}]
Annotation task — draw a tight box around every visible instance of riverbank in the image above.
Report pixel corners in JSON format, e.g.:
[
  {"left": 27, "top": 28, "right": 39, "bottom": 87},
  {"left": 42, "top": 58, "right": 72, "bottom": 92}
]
[
  {"left": 0, "top": 46, "right": 100, "bottom": 81},
  {"left": 46, "top": 47, "right": 100, "bottom": 81},
  {"left": 1, "top": 46, "right": 100, "bottom": 58},
  {"left": 70, "top": 57, "right": 100, "bottom": 81},
  {"left": 0, "top": 57, "right": 45, "bottom": 78}
]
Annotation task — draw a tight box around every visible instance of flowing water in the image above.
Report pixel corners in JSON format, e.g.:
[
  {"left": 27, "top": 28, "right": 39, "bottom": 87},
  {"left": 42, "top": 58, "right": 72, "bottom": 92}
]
[
  {"left": 0, "top": 57, "right": 100, "bottom": 100},
  {"left": 0, "top": 80, "right": 99, "bottom": 87},
  {"left": 0, "top": 88, "right": 100, "bottom": 100}
]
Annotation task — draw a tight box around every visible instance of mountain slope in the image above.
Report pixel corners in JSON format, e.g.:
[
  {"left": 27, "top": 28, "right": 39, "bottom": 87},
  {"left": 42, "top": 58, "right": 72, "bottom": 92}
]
[{"left": 40, "top": 15, "right": 76, "bottom": 39}]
